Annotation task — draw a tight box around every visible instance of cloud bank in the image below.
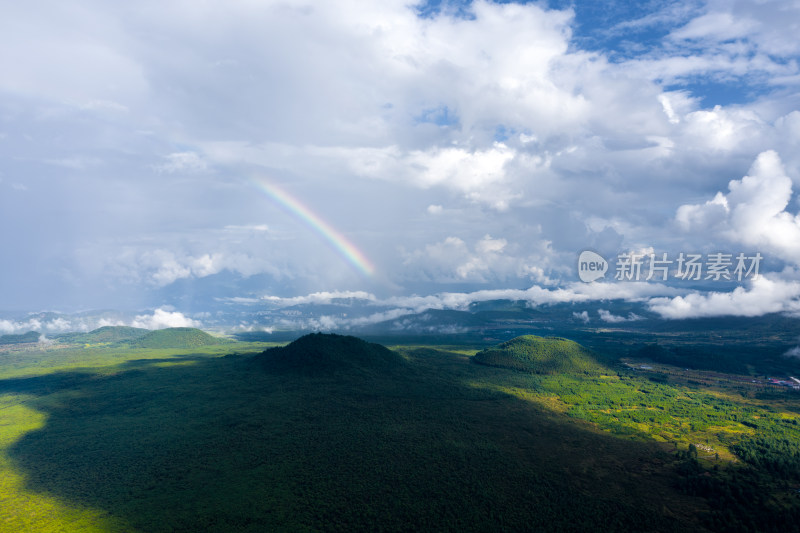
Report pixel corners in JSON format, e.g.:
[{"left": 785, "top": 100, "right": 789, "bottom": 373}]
[
  {"left": 647, "top": 277, "right": 800, "bottom": 319},
  {"left": 1, "top": 1, "right": 799, "bottom": 320}
]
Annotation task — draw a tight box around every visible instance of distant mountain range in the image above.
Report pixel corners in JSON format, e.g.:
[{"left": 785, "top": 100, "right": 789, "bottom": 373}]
[{"left": 2, "top": 298, "right": 799, "bottom": 354}]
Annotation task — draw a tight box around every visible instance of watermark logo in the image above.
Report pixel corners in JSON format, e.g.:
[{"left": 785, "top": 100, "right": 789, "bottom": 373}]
[
  {"left": 578, "top": 250, "right": 608, "bottom": 283},
  {"left": 578, "top": 250, "right": 762, "bottom": 283}
]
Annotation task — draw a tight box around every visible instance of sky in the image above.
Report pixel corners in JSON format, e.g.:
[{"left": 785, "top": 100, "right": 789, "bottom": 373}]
[{"left": 2, "top": 0, "right": 800, "bottom": 330}]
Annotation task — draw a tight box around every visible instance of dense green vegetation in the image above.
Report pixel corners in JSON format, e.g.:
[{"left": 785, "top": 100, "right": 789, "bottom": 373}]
[
  {"left": 571, "top": 325, "right": 800, "bottom": 377},
  {"left": 0, "top": 331, "right": 798, "bottom": 531},
  {"left": 473, "top": 335, "right": 605, "bottom": 375},
  {"left": 632, "top": 344, "right": 756, "bottom": 375},
  {"left": 0, "top": 331, "right": 40, "bottom": 345},
  {"left": 56, "top": 326, "right": 149, "bottom": 345},
  {"left": 731, "top": 430, "right": 800, "bottom": 481},
  {"left": 127, "top": 327, "right": 232, "bottom": 349},
  {"left": 467, "top": 336, "right": 800, "bottom": 531},
  {"left": 255, "top": 332, "right": 406, "bottom": 375},
  {"left": 50, "top": 326, "right": 227, "bottom": 349}
]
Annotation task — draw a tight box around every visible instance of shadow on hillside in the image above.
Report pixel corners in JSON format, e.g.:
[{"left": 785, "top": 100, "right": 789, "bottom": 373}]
[
  {"left": 6, "top": 351, "right": 709, "bottom": 532},
  {"left": 0, "top": 355, "right": 214, "bottom": 396},
  {"left": 119, "top": 354, "right": 219, "bottom": 368},
  {"left": 0, "top": 371, "right": 102, "bottom": 395}
]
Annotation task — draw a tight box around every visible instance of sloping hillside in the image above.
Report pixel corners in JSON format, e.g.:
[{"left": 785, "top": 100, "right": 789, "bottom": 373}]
[
  {"left": 0, "top": 331, "right": 40, "bottom": 345},
  {"left": 254, "top": 332, "right": 406, "bottom": 375},
  {"left": 129, "top": 328, "right": 231, "bottom": 349},
  {"left": 473, "top": 335, "right": 605, "bottom": 375},
  {"left": 77, "top": 326, "right": 149, "bottom": 344}
]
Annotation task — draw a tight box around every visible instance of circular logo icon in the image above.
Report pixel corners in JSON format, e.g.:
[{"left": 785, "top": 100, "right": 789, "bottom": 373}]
[{"left": 578, "top": 250, "right": 608, "bottom": 283}]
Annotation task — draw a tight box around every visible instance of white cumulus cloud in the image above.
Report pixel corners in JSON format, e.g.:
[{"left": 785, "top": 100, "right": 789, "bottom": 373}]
[
  {"left": 675, "top": 150, "right": 800, "bottom": 264},
  {"left": 785, "top": 346, "right": 800, "bottom": 359},
  {"left": 647, "top": 277, "right": 800, "bottom": 319},
  {"left": 132, "top": 308, "right": 201, "bottom": 330},
  {"left": 573, "top": 310, "right": 590, "bottom": 323},
  {"left": 598, "top": 309, "right": 643, "bottom": 323}
]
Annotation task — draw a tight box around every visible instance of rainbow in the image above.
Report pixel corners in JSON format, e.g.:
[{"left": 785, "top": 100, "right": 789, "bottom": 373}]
[{"left": 248, "top": 177, "right": 375, "bottom": 276}]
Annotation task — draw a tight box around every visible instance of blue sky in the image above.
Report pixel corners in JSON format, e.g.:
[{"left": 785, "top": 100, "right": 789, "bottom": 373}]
[{"left": 1, "top": 0, "right": 800, "bottom": 331}]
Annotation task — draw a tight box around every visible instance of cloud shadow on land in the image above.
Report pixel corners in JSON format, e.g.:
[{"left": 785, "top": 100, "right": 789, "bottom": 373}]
[{"left": 7, "top": 350, "right": 708, "bottom": 531}]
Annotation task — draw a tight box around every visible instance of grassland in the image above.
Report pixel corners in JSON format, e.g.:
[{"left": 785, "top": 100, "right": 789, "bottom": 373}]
[{"left": 0, "top": 332, "right": 798, "bottom": 531}]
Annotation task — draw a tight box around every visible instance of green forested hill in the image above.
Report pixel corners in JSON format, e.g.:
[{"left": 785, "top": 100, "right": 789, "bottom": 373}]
[
  {"left": 255, "top": 332, "right": 406, "bottom": 375},
  {"left": 473, "top": 335, "right": 606, "bottom": 375},
  {"left": 57, "top": 326, "right": 149, "bottom": 345},
  {"left": 83, "top": 326, "right": 148, "bottom": 343},
  {"left": 128, "top": 327, "right": 231, "bottom": 349},
  {"left": 0, "top": 331, "right": 40, "bottom": 345}
]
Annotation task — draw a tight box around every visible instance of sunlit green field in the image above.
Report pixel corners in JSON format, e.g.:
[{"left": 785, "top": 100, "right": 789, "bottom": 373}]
[{"left": 0, "top": 337, "right": 798, "bottom": 531}]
